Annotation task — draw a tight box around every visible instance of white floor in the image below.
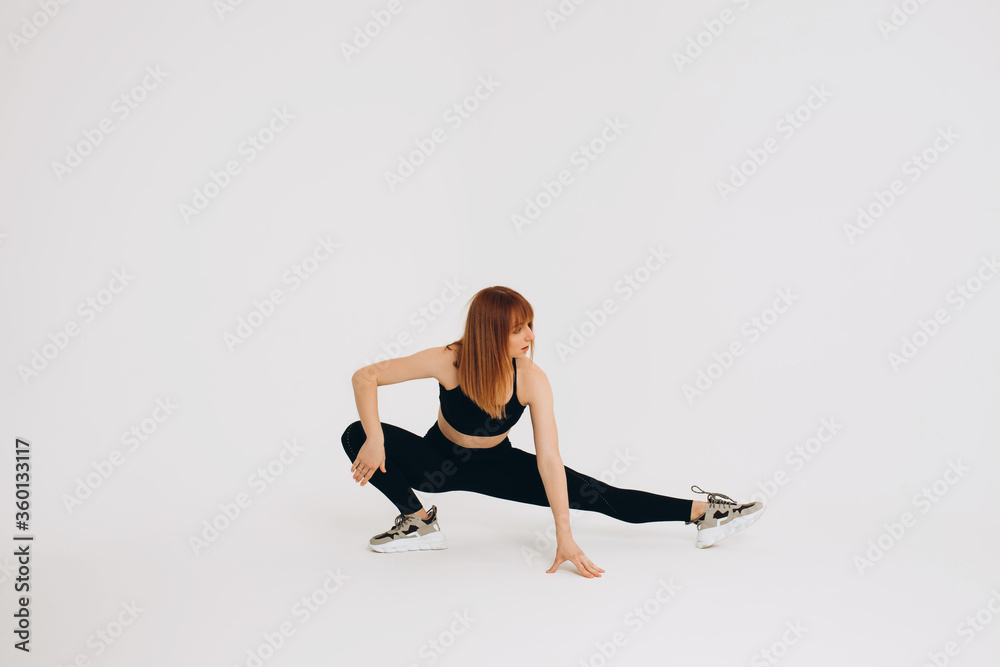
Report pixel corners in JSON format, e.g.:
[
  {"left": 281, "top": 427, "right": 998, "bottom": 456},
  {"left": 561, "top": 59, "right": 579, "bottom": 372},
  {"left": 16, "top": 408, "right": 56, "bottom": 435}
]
[{"left": 29, "top": 483, "right": 999, "bottom": 667}]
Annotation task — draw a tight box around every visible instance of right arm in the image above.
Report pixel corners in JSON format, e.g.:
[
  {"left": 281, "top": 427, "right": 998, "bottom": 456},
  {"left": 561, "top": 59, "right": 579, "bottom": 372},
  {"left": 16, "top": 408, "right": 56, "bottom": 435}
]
[{"left": 348, "top": 346, "right": 450, "bottom": 486}]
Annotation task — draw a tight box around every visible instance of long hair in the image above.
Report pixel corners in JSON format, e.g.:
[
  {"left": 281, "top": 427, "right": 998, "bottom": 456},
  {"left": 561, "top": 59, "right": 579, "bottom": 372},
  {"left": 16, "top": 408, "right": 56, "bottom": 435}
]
[{"left": 444, "top": 286, "right": 534, "bottom": 421}]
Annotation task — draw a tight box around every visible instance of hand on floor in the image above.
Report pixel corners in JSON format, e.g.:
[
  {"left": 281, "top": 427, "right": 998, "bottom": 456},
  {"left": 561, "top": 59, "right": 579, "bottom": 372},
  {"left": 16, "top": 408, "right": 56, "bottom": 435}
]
[{"left": 547, "top": 536, "right": 605, "bottom": 578}]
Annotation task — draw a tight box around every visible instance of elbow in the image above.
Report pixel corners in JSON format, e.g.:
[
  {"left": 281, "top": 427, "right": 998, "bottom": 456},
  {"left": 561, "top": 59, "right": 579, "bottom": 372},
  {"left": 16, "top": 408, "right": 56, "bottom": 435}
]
[{"left": 352, "top": 367, "right": 374, "bottom": 387}]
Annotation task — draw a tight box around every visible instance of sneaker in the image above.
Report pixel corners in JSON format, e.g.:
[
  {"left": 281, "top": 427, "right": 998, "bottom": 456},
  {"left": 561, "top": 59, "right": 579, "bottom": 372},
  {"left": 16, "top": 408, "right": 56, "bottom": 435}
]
[
  {"left": 685, "top": 485, "right": 765, "bottom": 549},
  {"left": 369, "top": 505, "right": 448, "bottom": 553}
]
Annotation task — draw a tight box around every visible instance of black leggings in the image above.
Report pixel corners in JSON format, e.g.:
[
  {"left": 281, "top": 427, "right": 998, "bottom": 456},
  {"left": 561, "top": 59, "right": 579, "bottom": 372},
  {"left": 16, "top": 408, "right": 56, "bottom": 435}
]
[{"left": 340, "top": 420, "right": 693, "bottom": 523}]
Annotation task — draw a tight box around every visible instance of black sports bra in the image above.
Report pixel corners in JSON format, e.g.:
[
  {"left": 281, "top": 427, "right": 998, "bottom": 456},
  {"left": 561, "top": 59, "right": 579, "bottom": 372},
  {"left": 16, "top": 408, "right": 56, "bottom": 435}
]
[{"left": 438, "top": 357, "right": 526, "bottom": 437}]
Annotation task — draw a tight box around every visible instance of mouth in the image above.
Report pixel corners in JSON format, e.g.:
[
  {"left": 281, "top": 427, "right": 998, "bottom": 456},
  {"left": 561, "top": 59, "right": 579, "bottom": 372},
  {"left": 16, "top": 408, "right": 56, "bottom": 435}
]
[{"left": 521, "top": 345, "right": 529, "bottom": 351}]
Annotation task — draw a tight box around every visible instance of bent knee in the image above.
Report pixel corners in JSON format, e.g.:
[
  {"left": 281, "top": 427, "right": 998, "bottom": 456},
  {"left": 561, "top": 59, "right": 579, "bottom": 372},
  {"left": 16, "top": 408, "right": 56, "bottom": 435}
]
[{"left": 340, "top": 420, "right": 364, "bottom": 456}]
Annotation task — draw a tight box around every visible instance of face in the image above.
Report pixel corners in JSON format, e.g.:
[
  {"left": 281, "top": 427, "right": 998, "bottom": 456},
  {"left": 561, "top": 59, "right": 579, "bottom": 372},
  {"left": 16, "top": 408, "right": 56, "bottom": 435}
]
[{"left": 509, "top": 319, "right": 534, "bottom": 356}]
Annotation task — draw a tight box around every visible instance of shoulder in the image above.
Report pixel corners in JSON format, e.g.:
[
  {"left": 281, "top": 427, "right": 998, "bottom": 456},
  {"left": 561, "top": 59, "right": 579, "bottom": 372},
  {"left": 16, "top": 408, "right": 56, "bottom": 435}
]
[
  {"left": 430, "top": 345, "right": 458, "bottom": 373},
  {"left": 515, "top": 357, "right": 551, "bottom": 406}
]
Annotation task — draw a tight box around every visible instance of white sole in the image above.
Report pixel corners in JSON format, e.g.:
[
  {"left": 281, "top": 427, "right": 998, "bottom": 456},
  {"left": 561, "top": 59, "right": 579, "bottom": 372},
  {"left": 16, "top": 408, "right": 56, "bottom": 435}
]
[
  {"left": 695, "top": 506, "right": 765, "bottom": 549},
  {"left": 370, "top": 529, "right": 449, "bottom": 553}
]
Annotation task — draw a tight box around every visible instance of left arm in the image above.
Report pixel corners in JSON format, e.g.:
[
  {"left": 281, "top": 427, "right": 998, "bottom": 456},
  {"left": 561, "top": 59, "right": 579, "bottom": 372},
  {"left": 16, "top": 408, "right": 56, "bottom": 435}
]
[
  {"left": 529, "top": 369, "right": 572, "bottom": 538},
  {"left": 528, "top": 364, "right": 605, "bottom": 578}
]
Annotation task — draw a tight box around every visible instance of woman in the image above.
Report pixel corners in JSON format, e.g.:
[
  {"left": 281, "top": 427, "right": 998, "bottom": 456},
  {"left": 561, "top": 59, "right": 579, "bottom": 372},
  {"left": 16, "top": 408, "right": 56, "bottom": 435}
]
[{"left": 340, "top": 286, "right": 764, "bottom": 577}]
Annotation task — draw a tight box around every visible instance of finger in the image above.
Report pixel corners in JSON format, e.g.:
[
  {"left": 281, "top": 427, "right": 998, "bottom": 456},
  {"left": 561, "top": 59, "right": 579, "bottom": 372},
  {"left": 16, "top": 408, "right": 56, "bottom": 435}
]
[
  {"left": 580, "top": 555, "right": 604, "bottom": 574},
  {"left": 582, "top": 557, "right": 604, "bottom": 574},
  {"left": 573, "top": 557, "right": 596, "bottom": 578}
]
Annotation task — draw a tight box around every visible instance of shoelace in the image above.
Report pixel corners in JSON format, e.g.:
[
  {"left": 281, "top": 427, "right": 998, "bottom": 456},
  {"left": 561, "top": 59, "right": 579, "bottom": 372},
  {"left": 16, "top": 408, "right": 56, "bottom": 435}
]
[
  {"left": 388, "top": 507, "right": 436, "bottom": 534},
  {"left": 691, "top": 485, "right": 737, "bottom": 507},
  {"left": 390, "top": 513, "right": 411, "bottom": 532}
]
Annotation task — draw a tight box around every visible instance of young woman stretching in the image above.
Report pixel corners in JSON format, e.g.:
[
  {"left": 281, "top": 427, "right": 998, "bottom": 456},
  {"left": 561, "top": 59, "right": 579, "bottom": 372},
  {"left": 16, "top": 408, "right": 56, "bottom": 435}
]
[{"left": 340, "top": 286, "right": 765, "bottom": 577}]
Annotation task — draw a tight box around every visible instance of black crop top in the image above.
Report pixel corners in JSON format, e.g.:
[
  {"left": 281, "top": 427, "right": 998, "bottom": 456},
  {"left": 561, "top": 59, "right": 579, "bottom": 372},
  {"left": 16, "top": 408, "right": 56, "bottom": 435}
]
[{"left": 438, "top": 357, "right": 526, "bottom": 437}]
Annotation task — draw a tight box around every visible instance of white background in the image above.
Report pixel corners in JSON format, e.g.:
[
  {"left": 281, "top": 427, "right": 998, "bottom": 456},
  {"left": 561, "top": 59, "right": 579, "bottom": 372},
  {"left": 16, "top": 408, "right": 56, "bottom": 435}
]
[{"left": 2, "top": 1, "right": 999, "bottom": 665}]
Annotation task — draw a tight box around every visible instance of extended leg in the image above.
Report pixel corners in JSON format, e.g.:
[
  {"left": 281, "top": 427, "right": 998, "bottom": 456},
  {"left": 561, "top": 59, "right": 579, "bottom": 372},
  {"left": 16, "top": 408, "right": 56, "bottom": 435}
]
[{"left": 458, "top": 447, "right": 695, "bottom": 523}]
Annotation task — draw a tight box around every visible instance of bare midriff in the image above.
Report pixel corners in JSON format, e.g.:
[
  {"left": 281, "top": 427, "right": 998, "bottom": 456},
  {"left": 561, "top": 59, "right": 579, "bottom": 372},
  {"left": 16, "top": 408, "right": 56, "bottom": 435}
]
[{"left": 436, "top": 407, "right": 510, "bottom": 449}]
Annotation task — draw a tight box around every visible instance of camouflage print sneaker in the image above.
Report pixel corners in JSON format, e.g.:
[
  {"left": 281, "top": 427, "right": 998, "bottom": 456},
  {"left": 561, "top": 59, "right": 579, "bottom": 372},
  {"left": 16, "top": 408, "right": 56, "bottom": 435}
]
[
  {"left": 685, "top": 485, "right": 765, "bottom": 549},
  {"left": 369, "top": 505, "right": 448, "bottom": 553}
]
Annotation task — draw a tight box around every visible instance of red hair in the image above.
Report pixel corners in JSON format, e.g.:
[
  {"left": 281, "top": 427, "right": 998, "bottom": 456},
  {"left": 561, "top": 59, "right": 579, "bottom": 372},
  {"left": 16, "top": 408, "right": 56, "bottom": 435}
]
[{"left": 444, "top": 286, "right": 534, "bottom": 420}]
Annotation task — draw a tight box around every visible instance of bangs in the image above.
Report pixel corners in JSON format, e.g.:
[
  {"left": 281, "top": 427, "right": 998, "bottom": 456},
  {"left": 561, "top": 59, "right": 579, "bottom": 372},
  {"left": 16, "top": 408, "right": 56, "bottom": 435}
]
[{"left": 510, "top": 304, "right": 533, "bottom": 330}]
